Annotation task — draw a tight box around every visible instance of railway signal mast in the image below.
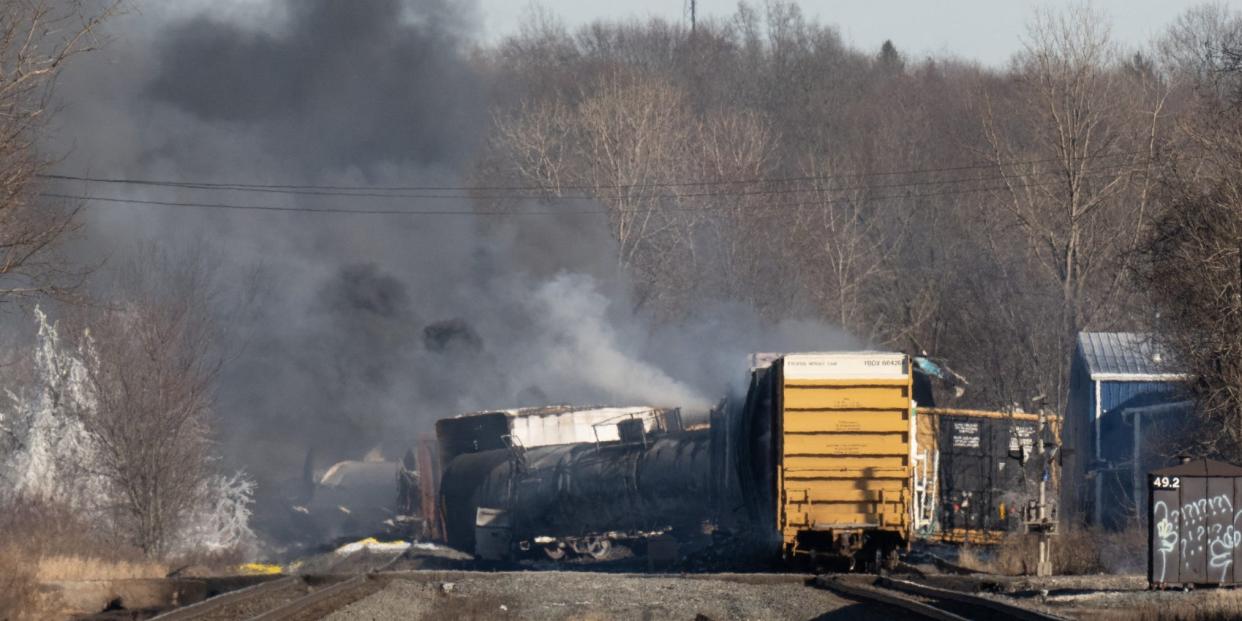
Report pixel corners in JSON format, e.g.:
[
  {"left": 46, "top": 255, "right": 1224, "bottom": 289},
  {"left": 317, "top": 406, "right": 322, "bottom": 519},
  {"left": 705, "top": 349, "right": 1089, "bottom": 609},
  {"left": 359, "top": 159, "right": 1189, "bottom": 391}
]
[{"left": 1024, "top": 407, "right": 1059, "bottom": 576}]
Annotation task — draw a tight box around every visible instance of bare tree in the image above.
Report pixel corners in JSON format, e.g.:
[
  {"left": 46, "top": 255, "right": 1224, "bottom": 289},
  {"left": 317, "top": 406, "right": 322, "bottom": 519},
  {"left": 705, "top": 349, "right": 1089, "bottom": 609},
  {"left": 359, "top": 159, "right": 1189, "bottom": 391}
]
[
  {"left": 76, "top": 247, "right": 224, "bottom": 556},
  {"left": 980, "top": 6, "right": 1167, "bottom": 410},
  {"left": 1140, "top": 28, "right": 1242, "bottom": 459},
  {"left": 490, "top": 70, "right": 772, "bottom": 315},
  {"left": 482, "top": 4, "right": 1198, "bottom": 414},
  {"left": 1158, "top": 3, "right": 1242, "bottom": 88},
  {"left": 689, "top": 108, "right": 778, "bottom": 311},
  {"left": 1143, "top": 179, "right": 1242, "bottom": 457},
  {"left": 0, "top": 0, "right": 119, "bottom": 302},
  {"left": 786, "top": 154, "right": 904, "bottom": 343}
]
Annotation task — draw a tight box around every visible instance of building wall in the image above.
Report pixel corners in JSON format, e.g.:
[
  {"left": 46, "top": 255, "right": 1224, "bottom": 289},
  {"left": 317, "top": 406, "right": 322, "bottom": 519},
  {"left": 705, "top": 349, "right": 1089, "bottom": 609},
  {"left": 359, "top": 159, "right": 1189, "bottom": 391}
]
[
  {"left": 1066, "top": 375, "right": 1189, "bottom": 529},
  {"left": 1065, "top": 342, "right": 1192, "bottom": 529},
  {"left": 1063, "top": 349, "right": 1093, "bottom": 526},
  {"left": 1095, "top": 381, "right": 1190, "bottom": 529}
]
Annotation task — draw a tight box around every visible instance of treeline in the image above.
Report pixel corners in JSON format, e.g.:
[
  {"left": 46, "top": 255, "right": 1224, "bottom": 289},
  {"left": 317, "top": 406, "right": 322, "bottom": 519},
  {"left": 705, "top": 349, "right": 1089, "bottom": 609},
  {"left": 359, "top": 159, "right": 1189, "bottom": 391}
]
[{"left": 473, "top": 3, "right": 1231, "bottom": 424}]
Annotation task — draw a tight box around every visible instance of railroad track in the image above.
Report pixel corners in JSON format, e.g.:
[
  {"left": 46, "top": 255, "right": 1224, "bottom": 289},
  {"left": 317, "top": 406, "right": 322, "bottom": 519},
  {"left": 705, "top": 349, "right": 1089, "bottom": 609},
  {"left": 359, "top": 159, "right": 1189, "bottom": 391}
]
[
  {"left": 146, "top": 574, "right": 379, "bottom": 621},
  {"left": 815, "top": 574, "right": 1070, "bottom": 621},
  {"left": 149, "top": 550, "right": 406, "bottom": 621}
]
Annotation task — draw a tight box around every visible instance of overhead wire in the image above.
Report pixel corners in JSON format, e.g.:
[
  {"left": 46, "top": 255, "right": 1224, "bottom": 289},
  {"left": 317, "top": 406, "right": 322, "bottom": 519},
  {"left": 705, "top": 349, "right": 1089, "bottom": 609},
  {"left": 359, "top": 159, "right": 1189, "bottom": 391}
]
[
  {"left": 37, "top": 149, "right": 1152, "bottom": 196},
  {"left": 39, "top": 170, "right": 1124, "bottom": 217}
]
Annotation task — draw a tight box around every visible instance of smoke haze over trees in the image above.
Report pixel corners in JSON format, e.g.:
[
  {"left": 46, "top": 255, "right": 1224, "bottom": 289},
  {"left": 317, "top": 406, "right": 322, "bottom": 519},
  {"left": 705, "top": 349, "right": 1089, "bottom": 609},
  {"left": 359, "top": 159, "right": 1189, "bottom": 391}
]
[
  {"left": 36, "top": 0, "right": 857, "bottom": 490},
  {"left": 10, "top": 0, "right": 1242, "bottom": 548},
  {"left": 479, "top": 2, "right": 1172, "bottom": 417}
]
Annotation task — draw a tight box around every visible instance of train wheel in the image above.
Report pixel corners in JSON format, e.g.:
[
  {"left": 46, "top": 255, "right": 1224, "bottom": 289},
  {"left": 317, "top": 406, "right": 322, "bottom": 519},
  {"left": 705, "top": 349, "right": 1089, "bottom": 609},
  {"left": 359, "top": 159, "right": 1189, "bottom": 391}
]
[
  {"left": 543, "top": 544, "right": 566, "bottom": 561},
  {"left": 586, "top": 538, "right": 612, "bottom": 560}
]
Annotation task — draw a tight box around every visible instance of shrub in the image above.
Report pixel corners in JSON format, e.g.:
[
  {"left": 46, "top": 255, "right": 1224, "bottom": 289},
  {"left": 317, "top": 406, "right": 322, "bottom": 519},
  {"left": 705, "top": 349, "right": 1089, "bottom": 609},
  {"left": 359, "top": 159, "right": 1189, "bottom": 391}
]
[{"left": 957, "top": 525, "right": 1146, "bottom": 575}]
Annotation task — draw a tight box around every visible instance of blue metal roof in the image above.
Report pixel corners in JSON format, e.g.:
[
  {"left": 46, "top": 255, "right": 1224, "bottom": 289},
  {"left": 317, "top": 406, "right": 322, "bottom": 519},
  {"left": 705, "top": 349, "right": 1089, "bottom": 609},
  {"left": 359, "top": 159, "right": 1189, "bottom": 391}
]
[{"left": 1076, "top": 332, "right": 1186, "bottom": 381}]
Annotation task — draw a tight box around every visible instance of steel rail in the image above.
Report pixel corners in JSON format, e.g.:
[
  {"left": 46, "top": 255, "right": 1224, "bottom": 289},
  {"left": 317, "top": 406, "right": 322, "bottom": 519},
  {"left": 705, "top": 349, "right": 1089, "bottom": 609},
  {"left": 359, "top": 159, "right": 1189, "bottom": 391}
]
[
  {"left": 242, "top": 550, "right": 402, "bottom": 620},
  {"left": 150, "top": 546, "right": 406, "bottom": 621},
  {"left": 148, "top": 576, "right": 301, "bottom": 621},
  {"left": 815, "top": 575, "right": 969, "bottom": 621},
  {"left": 246, "top": 575, "right": 370, "bottom": 621},
  {"left": 875, "top": 577, "right": 1070, "bottom": 621},
  {"left": 815, "top": 574, "right": 1070, "bottom": 621}
]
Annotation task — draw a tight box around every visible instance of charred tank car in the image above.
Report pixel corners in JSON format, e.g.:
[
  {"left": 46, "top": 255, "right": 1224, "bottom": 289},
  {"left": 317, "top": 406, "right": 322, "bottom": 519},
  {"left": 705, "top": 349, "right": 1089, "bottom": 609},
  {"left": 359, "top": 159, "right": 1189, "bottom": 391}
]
[
  {"left": 432, "top": 406, "right": 736, "bottom": 561},
  {"left": 453, "top": 430, "right": 715, "bottom": 560}
]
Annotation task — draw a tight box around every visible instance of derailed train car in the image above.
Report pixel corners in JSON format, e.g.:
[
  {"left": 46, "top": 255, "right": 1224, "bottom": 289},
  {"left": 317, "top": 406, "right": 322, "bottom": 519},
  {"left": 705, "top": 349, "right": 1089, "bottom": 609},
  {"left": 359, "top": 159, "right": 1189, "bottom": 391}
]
[
  {"left": 409, "top": 352, "right": 917, "bottom": 568},
  {"left": 937, "top": 413, "right": 1040, "bottom": 533},
  {"left": 430, "top": 405, "right": 730, "bottom": 561},
  {"left": 741, "top": 352, "right": 915, "bottom": 567},
  {"left": 447, "top": 429, "right": 717, "bottom": 560}
]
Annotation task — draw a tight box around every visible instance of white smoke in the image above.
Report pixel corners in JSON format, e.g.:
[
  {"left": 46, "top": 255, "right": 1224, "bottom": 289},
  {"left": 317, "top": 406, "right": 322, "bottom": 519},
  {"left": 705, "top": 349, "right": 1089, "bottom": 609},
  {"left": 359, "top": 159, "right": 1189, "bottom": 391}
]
[{"left": 516, "top": 273, "right": 712, "bottom": 411}]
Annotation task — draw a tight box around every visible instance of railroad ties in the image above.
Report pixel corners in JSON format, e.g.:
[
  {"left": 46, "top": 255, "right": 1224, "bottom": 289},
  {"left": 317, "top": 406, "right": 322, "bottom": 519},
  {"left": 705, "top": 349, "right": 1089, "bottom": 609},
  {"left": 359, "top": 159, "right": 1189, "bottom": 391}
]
[
  {"left": 814, "top": 574, "right": 1071, "bottom": 621},
  {"left": 148, "top": 552, "right": 405, "bottom": 621},
  {"left": 146, "top": 575, "right": 378, "bottom": 621}
]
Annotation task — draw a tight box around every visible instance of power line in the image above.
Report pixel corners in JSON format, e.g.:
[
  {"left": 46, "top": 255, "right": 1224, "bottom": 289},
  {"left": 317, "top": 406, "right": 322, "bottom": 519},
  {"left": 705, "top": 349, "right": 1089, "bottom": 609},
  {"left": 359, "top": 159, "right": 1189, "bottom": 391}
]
[
  {"left": 38, "top": 157, "right": 1147, "bottom": 204},
  {"left": 37, "top": 149, "right": 1150, "bottom": 195},
  {"left": 39, "top": 173, "right": 1111, "bottom": 217}
]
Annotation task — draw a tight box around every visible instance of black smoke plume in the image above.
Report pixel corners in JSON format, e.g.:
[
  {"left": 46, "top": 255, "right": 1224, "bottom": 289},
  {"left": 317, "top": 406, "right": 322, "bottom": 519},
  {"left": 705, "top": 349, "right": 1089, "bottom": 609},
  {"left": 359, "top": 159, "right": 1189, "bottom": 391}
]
[{"left": 40, "top": 0, "right": 852, "bottom": 544}]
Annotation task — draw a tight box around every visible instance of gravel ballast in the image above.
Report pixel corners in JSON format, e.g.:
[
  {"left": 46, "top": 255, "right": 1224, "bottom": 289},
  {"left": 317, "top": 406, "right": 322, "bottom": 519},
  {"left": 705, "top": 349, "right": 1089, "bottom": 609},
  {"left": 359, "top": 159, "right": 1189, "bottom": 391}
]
[{"left": 324, "top": 571, "right": 900, "bottom": 620}]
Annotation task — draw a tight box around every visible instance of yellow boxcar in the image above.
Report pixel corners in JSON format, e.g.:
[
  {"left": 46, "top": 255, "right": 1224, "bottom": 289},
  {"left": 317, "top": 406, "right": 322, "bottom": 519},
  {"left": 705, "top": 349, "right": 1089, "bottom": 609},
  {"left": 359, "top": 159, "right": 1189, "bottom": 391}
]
[{"left": 775, "top": 352, "right": 913, "bottom": 565}]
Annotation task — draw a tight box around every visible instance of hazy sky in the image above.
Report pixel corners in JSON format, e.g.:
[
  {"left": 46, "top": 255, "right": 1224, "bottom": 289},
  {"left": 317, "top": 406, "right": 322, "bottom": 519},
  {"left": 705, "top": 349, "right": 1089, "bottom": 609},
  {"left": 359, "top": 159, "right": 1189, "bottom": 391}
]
[{"left": 478, "top": 0, "right": 1242, "bottom": 66}]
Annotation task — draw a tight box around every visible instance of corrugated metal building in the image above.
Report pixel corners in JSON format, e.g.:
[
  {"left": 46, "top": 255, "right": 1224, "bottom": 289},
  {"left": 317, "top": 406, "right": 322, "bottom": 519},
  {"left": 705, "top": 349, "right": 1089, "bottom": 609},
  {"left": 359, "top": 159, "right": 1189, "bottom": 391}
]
[{"left": 1064, "top": 332, "right": 1192, "bottom": 529}]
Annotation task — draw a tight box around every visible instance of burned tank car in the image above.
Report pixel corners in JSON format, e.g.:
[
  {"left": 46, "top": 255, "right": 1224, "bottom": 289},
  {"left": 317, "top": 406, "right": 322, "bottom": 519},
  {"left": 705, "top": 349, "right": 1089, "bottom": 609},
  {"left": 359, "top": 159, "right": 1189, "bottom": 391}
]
[{"left": 441, "top": 428, "right": 718, "bottom": 561}]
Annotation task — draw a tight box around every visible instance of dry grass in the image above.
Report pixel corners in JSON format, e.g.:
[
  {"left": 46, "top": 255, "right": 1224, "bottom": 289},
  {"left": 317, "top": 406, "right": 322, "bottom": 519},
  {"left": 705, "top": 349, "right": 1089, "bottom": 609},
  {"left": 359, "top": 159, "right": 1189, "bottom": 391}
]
[
  {"left": 1097, "top": 591, "right": 1242, "bottom": 621},
  {"left": 162, "top": 545, "right": 252, "bottom": 578},
  {"left": 956, "top": 526, "right": 1147, "bottom": 575},
  {"left": 0, "top": 544, "right": 40, "bottom": 621},
  {"left": 33, "top": 555, "right": 168, "bottom": 582},
  {"left": 0, "top": 496, "right": 153, "bottom": 619},
  {"left": 0, "top": 496, "right": 254, "bottom": 618}
]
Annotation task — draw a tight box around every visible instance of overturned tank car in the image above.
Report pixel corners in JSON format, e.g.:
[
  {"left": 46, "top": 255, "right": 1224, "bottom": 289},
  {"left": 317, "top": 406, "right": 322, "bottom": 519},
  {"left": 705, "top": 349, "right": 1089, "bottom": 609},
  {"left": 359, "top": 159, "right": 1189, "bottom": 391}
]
[
  {"left": 422, "top": 405, "right": 738, "bottom": 561},
  {"left": 283, "top": 454, "right": 401, "bottom": 547}
]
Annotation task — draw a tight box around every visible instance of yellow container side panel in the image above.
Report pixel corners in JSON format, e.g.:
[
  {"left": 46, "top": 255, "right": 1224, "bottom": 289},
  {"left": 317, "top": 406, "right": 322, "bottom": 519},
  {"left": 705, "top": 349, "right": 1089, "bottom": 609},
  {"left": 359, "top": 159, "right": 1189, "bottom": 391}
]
[
  {"left": 915, "top": 406, "right": 940, "bottom": 459},
  {"left": 782, "top": 507, "right": 908, "bottom": 529},
  {"left": 778, "top": 364, "right": 913, "bottom": 548},
  {"left": 783, "top": 432, "right": 908, "bottom": 456},
  {"left": 783, "top": 486, "right": 908, "bottom": 503},
  {"left": 782, "top": 479, "right": 907, "bottom": 494},
  {"left": 784, "top": 386, "right": 911, "bottom": 410},
  {"left": 784, "top": 410, "right": 909, "bottom": 433},
  {"left": 782, "top": 455, "right": 908, "bottom": 471}
]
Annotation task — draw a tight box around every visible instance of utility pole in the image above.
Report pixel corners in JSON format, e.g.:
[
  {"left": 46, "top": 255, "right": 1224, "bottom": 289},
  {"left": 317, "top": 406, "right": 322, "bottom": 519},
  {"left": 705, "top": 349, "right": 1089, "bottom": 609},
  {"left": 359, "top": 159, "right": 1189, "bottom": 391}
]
[{"left": 690, "top": 0, "right": 696, "bottom": 34}]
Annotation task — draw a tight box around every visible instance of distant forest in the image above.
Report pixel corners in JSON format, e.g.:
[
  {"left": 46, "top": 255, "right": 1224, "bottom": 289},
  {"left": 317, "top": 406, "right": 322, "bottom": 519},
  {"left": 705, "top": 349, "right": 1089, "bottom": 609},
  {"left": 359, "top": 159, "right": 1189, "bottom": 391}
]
[{"left": 476, "top": 3, "right": 1242, "bottom": 450}]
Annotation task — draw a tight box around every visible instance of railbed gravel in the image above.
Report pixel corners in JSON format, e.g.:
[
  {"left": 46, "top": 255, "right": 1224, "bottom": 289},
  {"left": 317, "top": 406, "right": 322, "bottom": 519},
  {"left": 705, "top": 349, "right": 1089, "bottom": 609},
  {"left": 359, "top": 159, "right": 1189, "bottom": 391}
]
[{"left": 323, "top": 571, "right": 905, "bottom": 620}]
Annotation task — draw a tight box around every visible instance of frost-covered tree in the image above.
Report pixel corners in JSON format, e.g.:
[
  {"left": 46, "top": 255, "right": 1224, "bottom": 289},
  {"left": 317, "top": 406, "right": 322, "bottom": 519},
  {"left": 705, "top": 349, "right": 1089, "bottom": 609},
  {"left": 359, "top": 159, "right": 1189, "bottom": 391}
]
[
  {"left": 173, "top": 472, "right": 258, "bottom": 556},
  {"left": 0, "top": 304, "right": 255, "bottom": 558},
  {"left": 0, "top": 308, "right": 106, "bottom": 505}
]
